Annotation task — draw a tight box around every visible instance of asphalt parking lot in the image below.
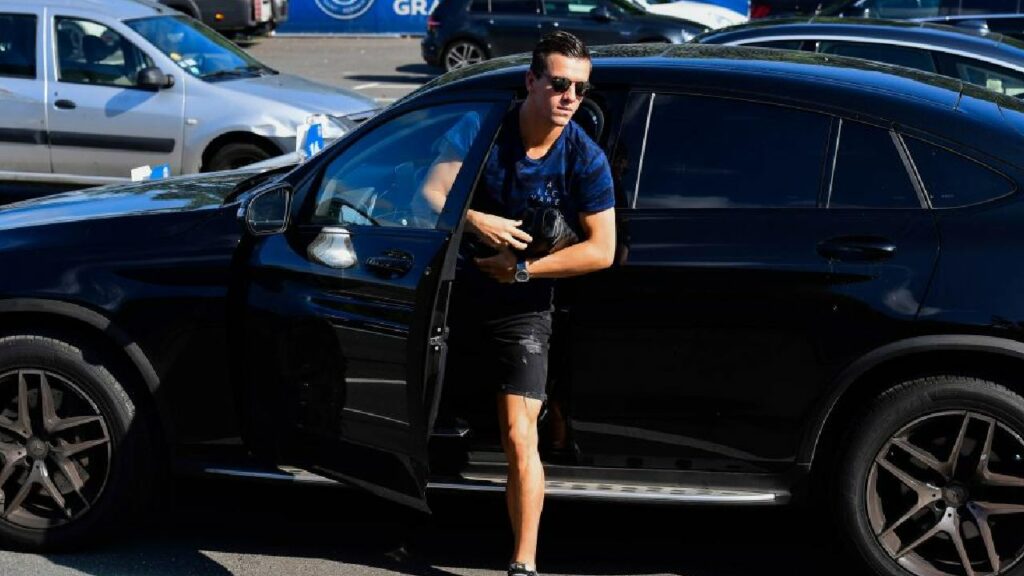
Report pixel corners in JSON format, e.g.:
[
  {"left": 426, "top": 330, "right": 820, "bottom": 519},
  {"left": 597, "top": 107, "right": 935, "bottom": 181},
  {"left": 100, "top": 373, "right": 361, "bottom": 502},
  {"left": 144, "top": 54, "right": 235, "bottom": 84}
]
[
  {"left": 245, "top": 36, "right": 439, "bottom": 105},
  {"left": 0, "top": 476, "right": 862, "bottom": 576}
]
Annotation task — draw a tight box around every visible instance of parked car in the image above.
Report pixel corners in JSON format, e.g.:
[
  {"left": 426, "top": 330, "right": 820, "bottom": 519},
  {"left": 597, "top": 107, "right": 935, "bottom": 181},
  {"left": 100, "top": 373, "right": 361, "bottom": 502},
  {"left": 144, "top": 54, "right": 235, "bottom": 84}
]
[
  {"left": 421, "top": 0, "right": 708, "bottom": 71},
  {"left": 155, "top": 0, "right": 203, "bottom": 19},
  {"left": 158, "top": 0, "right": 288, "bottom": 37},
  {"left": 3, "top": 42, "right": 1024, "bottom": 576},
  {"left": 695, "top": 18, "right": 1024, "bottom": 96},
  {"left": 628, "top": 0, "right": 747, "bottom": 28},
  {"left": 911, "top": 13, "right": 1024, "bottom": 40},
  {"left": 0, "top": 0, "right": 375, "bottom": 190}
]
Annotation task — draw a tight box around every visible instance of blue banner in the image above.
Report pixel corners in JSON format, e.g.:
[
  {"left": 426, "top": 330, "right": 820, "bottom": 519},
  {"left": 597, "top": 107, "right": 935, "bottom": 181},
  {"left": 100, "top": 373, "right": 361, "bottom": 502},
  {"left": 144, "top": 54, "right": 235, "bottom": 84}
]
[
  {"left": 279, "top": 0, "right": 747, "bottom": 35},
  {"left": 279, "top": 0, "right": 436, "bottom": 34}
]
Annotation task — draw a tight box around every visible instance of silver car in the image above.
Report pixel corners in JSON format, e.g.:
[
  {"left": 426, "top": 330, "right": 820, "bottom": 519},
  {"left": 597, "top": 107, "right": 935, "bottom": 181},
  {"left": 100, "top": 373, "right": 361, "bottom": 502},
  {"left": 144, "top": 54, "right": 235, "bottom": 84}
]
[{"left": 0, "top": 0, "right": 377, "bottom": 186}]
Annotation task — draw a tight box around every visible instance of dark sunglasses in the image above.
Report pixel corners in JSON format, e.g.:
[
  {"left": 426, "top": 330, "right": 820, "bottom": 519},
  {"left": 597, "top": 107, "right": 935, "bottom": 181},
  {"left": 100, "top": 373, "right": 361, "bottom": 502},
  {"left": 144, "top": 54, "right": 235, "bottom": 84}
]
[{"left": 546, "top": 75, "right": 594, "bottom": 97}]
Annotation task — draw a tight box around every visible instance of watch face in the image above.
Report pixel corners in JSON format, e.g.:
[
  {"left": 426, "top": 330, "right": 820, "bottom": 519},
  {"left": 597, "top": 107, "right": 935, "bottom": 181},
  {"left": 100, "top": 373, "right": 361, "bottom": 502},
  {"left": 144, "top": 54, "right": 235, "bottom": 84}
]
[{"left": 515, "top": 269, "right": 529, "bottom": 282}]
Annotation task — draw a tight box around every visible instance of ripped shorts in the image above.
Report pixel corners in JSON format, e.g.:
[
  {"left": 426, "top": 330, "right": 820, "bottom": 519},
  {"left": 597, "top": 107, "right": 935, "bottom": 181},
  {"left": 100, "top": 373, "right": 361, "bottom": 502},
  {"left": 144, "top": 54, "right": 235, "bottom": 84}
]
[{"left": 447, "top": 310, "right": 552, "bottom": 402}]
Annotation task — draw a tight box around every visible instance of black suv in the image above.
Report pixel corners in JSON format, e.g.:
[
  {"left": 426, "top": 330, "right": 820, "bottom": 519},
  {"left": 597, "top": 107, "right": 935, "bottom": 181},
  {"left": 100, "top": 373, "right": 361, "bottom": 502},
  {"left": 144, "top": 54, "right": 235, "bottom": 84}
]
[
  {"left": 2, "top": 45, "right": 1024, "bottom": 576},
  {"left": 420, "top": 0, "right": 707, "bottom": 71}
]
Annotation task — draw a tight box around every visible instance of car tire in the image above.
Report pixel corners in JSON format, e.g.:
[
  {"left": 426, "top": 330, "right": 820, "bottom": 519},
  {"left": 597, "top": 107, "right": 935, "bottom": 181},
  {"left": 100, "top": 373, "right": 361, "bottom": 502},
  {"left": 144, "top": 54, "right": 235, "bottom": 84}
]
[
  {"left": 443, "top": 40, "right": 487, "bottom": 72},
  {"left": 837, "top": 376, "right": 1024, "bottom": 576},
  {"left": 0, "top": 335, "right": 151, "bottom": 551},
  {"left": 205, "top": 142, "right": 275, "bottom": 172}
]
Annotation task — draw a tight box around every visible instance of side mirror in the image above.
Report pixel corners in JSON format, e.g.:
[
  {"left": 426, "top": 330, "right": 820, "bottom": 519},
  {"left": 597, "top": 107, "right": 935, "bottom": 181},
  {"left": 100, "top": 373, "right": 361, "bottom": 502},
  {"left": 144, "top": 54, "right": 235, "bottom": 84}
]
[
  {"left": 137, "top": 67, "right": 175, "bottom": 91},
  {"left": 591, "top": 6, "right": 615, "bottom": 20},
  {"left": 245, "top": 184, "right": 292, "bottom": 235}
]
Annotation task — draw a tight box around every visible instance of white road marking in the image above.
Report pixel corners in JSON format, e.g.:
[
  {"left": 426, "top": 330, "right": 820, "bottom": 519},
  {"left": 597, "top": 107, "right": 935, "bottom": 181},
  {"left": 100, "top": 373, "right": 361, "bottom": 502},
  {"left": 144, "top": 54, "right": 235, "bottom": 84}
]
[{"left": 353, "top": 82, "right": 380, "bottom": 90}]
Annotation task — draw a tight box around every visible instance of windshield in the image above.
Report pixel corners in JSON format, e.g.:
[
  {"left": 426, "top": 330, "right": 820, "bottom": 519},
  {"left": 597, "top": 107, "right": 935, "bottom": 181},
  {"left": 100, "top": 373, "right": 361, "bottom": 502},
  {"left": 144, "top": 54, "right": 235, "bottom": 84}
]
[{"left": 124, "top": 15, "right": 273, "bottom": 81}]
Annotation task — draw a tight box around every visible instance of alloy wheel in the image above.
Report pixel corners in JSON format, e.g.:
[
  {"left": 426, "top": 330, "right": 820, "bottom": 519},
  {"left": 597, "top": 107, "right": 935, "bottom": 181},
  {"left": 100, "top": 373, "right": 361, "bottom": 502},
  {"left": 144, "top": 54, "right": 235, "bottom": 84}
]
[
  {"left": 867, "top": 410, "right": 1024, "bottom": 576},
  {"left": 445, "top": 42, "right": 484, "bottom": 71},
  {"left": 0, "top": 369, "right": 112, "bottom": 529}
]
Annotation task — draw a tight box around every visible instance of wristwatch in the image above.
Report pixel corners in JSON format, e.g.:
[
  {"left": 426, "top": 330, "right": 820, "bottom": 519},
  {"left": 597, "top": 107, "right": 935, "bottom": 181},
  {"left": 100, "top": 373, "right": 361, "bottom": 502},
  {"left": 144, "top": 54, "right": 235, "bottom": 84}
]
[{"left": 514, "top": 260, "right": 530, "bottom": 283}]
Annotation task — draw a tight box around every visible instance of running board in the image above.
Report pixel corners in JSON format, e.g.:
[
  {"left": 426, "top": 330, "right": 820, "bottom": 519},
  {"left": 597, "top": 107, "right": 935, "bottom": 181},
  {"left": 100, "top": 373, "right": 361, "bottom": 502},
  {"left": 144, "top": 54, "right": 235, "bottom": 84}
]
[
  {"left": 193, "top": 464, "right": 782, "bottom": 504},
  {"left": 430, "top": 475, "right": 780, "bottom": 504}
]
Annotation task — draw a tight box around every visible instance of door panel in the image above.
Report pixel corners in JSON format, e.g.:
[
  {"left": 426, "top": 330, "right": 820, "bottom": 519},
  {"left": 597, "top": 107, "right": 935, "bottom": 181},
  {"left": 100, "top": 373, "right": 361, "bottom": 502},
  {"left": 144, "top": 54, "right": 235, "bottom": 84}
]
[
  {"left": 48, "top": 16, "right": 184, "bottom": 177},
  {"left": 239, "top": 97, "right": 511, "bottom": 511},
  {"left": 484, "top": 0, "right": 543, "bottom": 56},
  {"left": 541, "top": 0, "right": 625, "bottom": 45},
  {"left": 0, "top": 11, "right": 49, "bottom": 174},
  {"left": 563, "top": 94, "right": 940, "bottom": 473}
]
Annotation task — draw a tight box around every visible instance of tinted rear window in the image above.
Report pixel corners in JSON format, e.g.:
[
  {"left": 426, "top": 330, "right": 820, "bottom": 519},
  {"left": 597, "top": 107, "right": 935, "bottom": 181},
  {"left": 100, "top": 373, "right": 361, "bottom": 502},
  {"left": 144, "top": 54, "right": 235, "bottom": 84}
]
[
  {"left": 0, "top": 13, "right": 36, "bottom": 78},
  {"left": 904, "top": 137, "right": 1014, "bottom": 207},
  {"left": 744, "top": 39, "right": 804, "bottom": 49},
  {"left": 490, "top": 0, "right": 540, "bottom": 13},
  {"left": 634, "top": 94, "right": 830, "bottom": 209},
  {"left": 817, "top": 41, "right": 937, "bottom": 73},
  {"left": 960, "top": 0, "right": 1019, "bottom": 14},
  {"left": 936, "top": 52, "right": 1024, "bottom": 97},
  {"left": 829, "top": 121, "right": 920, "bottom": 208}
]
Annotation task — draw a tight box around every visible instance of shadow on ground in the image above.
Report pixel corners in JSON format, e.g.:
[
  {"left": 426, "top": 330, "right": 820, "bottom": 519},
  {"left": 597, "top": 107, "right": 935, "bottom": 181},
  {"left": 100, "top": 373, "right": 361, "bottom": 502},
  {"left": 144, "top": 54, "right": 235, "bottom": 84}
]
[{"left": 39, "top": 477, "right": 866, "bottom": 576}]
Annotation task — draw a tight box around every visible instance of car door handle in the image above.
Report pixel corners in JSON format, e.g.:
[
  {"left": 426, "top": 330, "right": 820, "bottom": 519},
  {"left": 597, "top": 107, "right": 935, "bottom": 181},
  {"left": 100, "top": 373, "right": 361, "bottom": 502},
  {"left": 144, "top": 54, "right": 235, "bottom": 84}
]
[
  {"left": 365, "top": 250, "right": 414, "bottom": 277},
  {"left": 817, "top": 237, "right": 897, "bottom": 262},
  {"left": 54, "top": 99, "right": 76, "bottom": 110}
]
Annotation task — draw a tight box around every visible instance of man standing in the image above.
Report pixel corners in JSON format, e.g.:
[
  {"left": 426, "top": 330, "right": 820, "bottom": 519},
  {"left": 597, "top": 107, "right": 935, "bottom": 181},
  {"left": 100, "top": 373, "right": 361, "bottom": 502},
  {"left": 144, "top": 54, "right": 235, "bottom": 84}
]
[{"left": 423, "top": 31, "right": 615, "bottom": 576}]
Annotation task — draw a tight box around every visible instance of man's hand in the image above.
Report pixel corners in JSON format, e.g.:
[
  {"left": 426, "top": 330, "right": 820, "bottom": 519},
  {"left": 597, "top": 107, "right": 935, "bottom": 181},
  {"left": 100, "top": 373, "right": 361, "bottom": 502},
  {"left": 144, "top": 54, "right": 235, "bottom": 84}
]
[
  {"left": 475, "top": 246, "right": 518, "bottom": 283},
  {"left": 468, "top": 210, "right": 533, "bottom": 250}
]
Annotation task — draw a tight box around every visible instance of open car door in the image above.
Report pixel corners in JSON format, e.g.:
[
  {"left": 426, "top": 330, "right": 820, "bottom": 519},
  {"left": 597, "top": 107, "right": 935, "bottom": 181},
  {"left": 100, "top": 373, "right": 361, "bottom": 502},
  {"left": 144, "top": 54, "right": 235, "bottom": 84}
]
[{"left": 237, "top": 92, "right": 514, "bottom": 511}]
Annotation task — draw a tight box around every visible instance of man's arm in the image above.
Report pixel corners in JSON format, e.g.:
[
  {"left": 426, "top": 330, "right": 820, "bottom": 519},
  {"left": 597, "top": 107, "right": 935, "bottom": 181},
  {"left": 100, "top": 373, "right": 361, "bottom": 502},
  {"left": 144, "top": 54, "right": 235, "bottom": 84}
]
[
  {"left": 527, "top": 207, "right": 615, "bottom": 278},
  {"left": 420, "top": 158, "right": 462, "bottom": 215},
  {"left": 421, "top": 158, "right": 533, "bottom": 250},
  {"left": 475, "top": 207, "right": 616, "bottom": 282}
]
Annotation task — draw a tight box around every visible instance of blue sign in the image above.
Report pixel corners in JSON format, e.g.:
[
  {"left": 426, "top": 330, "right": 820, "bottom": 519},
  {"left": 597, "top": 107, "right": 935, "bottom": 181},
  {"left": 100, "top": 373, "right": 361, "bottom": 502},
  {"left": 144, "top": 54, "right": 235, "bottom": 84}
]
[
  {"left": 150, "top": 164, "right": 171, "bottom": 180},
  {"left": 303, "top": 123, "right": 325, "bottom": 159},
  {"left": 280, "top": 0, "right": 747, "bottom": 34},
  {"left": 280, "top": 0, "right": 437, "bottom": 34}
]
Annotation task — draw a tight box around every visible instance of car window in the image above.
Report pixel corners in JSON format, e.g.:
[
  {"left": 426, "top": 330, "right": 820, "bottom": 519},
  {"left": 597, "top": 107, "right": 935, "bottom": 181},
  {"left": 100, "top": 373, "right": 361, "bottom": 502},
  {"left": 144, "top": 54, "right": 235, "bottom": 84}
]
[
  {"left": 311, "top": 102, "right": 495, "bottom": 228},
  {"left": 743, "top": 40, "right": 804, "bottom": 50},
  {"left": 904, "top": 137, "right": 1014, "bottom": 207},
  {"left": 935, "top": 52, "right": 1024, "bottom": 97},
  {"left": 0, "top": 13, "right": 36, "bottom": 79},
  {"left": 490, "top": 0, "right": 540, "bottom": 13},
  {"left": 817, "top": 41, "right": 937, "bottom": 73},
  {"left": 633, "top": 94, "right": 830, "bottom": 209},
  {"left": 860, "top": 0, "right": 943, "bottom": 17},
  {"left": 960, "top": 0, "right": 1019, "bottom": 15},
  {"left": 829, "top": 121, "right": 920, "bottom": 208},
  {"left": 545, "top": 0, "right": 601, "bottom": 15},
  {"left": 126, "top": 15, "right": 268, "bottom": 80},
  {"left": 56, "top": 17, "right": 154, "bottom": 87},
  {"left": 470, "top": 0, "right": 489, "bottom": 10}
]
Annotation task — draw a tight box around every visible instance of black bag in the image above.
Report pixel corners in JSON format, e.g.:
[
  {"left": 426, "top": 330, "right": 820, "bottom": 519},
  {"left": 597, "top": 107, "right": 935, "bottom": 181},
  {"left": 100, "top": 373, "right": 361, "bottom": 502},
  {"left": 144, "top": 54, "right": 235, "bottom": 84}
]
[{"left": 519, "top": 206, "right": 579, "bottom": 258}]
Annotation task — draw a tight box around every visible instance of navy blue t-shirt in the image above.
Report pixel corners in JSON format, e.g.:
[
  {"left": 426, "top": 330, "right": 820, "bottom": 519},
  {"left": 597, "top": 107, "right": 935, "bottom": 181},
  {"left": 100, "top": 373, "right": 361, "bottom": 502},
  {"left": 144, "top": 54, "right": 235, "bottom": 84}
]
[{"left": 447, "top": 106, "right": 615, "bottom": 315}]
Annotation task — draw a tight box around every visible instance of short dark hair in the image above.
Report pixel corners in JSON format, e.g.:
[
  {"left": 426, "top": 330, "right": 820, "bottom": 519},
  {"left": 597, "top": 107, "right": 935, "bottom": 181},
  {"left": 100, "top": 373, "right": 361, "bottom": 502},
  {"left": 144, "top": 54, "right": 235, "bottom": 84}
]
[{"left": 530, "top": 31, "right": 590, "bottom": 78}]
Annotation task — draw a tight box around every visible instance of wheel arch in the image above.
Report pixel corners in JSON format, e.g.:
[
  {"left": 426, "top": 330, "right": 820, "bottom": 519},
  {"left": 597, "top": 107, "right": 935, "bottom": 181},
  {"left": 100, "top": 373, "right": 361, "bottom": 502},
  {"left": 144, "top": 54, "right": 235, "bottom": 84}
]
[
  {"left": 201, "top": 131, "right": 284, "bottom": 172},
  {"left": 805, "top": 335, "right": 1024, "bottom": 481},
  {"left": 0, "top": 299, "right": 172, "bottom": 447}
]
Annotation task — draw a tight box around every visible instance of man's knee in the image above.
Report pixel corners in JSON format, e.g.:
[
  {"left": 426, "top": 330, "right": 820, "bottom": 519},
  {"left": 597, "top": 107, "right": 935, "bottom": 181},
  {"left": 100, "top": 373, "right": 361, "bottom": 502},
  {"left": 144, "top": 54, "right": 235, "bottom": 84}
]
[{"left": 502, "top": 407, "right": 539, "bottom": 455}]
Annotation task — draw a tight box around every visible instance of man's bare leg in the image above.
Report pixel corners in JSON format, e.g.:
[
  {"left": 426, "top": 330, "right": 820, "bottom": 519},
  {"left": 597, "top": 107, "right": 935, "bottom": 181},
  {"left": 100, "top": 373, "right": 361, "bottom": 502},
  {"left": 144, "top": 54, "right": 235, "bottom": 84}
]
[{"left": 498, "top": 393, "right": 545, "bottom": 568}]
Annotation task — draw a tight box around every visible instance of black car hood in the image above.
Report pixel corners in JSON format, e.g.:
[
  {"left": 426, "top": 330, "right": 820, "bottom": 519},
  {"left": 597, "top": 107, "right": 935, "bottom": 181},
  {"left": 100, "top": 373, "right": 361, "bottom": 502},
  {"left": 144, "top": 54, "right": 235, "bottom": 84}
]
[{"left": 0, "top": 170, "right": 263, "bottom": 231}]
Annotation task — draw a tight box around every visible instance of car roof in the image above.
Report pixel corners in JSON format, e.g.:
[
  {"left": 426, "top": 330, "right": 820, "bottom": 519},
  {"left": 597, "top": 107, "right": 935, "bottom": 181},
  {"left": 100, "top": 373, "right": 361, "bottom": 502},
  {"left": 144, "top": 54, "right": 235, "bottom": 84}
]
[
  {"left": 410, "top": 44, "right": 1024, "bottom": 169},
  {"left": 695, "top": 17, "right": 1024, "bottom": 56},
  {"left": 2, "top": 0, "right": 173, "bottom": 20}
]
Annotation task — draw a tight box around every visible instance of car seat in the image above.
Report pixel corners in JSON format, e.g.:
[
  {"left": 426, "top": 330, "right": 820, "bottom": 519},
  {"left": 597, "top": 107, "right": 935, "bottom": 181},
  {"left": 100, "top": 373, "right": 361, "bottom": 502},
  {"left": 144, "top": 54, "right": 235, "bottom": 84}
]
[{"left": 573, "top": 97, "right": 604, "bottom": 142}]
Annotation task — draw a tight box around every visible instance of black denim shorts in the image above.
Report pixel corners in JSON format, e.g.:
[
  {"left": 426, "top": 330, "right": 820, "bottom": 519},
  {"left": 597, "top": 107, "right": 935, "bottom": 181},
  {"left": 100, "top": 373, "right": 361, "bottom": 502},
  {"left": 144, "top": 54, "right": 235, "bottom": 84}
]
[{"left": 447, "top": 310, "right": 552, "bottom": 402}]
